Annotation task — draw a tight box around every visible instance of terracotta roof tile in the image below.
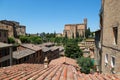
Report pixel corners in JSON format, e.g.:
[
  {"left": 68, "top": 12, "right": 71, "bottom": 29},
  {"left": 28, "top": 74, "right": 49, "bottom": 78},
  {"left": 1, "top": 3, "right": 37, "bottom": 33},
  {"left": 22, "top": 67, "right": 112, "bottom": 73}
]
[
  {"left": 0, "top": 58, "right": 120, "bottom": 80},
  {"left": 49, "top": 57, "right": 79, "bottom": 67}
]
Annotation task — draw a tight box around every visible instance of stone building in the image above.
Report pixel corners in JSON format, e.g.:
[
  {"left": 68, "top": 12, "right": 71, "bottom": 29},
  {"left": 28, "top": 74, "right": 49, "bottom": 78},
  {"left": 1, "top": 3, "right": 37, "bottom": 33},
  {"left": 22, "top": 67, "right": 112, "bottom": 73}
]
[
  {"left": 13, "top": 49, "right": 35, "bottom": 64},
  {"left": 0, "top": 29, "right": 8, "bottom": 43},
  {"left": 100, "top": 0, "right": 120, "bottom": 74},
  {"left": 37, "top": 43, "right": 60, "bottom": 63},
  {"left": 15, "top": 44, "right": 42, "bottom": 64},
  {"left": 63, "top": 18, "right": 87, "bottom": 38},
  {"left": 12, "top": 44, "right": 42, "bottom": 64},
  {"left": 0, "top": 20, "right": 26, "bottom": 38},
  {"left": 12, "top": 43, "right": 60, "bottom": 65},
  {"left": 0, "top": 42, "right": 13, "bottom": 67},
  {"left": 0, "top": 23, "right": 14, "bottom": 37}
]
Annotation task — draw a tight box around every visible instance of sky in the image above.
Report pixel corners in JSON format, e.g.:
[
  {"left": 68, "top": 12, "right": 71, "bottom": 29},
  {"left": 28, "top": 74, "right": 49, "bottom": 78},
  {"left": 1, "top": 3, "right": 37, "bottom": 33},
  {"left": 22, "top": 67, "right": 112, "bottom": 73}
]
[{"left": 0, "top": 0, "right": 101, "bottom": 34}]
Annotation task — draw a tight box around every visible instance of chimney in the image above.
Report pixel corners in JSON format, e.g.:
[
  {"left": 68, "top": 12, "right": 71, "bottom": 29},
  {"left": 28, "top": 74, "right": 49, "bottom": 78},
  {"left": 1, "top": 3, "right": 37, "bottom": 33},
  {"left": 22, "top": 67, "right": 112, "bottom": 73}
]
[
  {"left": 44, "top": 57, "right": 48, "bottom": 68},
  {"left": 64, "top": 56, "right": 66, "bottom": 64}
]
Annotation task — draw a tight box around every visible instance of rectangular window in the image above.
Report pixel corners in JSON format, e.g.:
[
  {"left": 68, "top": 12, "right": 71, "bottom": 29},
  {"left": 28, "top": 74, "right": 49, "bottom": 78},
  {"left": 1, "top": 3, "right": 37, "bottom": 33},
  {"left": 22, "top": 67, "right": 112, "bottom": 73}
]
[
  {"left": 1, "top": 48, "right": 9, "bottom": 57},
  {"left": 0, "top": 62, "right": 1, "bottom": 67},
  {"left": 111, "top": 57, "right": 115, "bottom": 68},
  {"left": 1, "top": 59, "right": 10, "bottom": 67},
  {"left": 105, "top": 54, "right": 108, "bottom": 63},
  {"left": 4, "top": 32, "right": 6, "bottom": 37},
  {"left": 0, "top": 32, "right": 1, "bottom": 37},
  {"left": 113, "top": 27, "right": 118, "bottom": 45}
]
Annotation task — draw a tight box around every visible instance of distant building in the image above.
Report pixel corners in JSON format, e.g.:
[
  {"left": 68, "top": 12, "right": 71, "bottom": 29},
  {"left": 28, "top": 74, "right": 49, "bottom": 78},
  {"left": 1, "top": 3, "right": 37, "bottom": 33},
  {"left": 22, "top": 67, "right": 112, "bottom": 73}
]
[
  {"left": 56, "top": 33, "right": 63, "bottom": 37},
  {"left": 0, "top": 42, "right": 13, "bottom": 67},
  {"left": 99, "top": 0, "right": 120, "bottom": 74},
  {"left": 63, "top": 18, "right": 87, "bottom": 38},
  {"left": 0, "top": 20, "right": 26, "bottom": 38},
  {"left": 78, "top": 38, "right": 95, "bottom": 58},
  {"left": 0, "top": 29, "right": 8, "bottom": 43}
]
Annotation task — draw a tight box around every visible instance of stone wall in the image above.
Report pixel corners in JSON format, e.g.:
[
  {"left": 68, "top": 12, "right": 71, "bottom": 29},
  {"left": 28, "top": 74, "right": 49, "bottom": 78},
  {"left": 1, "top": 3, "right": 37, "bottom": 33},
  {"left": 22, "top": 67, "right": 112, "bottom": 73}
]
[
  {"left": 101, "top": 0, "right": 120, "bottom": 74},
  {"left": 0, "top": 23, "right": 14, "bottom": 37}
]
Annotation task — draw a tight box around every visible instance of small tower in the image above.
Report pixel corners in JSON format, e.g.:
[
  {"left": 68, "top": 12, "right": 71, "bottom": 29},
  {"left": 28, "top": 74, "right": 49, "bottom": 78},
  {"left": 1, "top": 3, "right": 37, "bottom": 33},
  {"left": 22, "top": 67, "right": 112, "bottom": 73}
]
[
  {"left": 84, "top": 18, "right": 87, "bottom": 29},
  {"left": 84, "top": 18, "right": 87, "bottom": 39},
  {"left": 44, "top": 57, "right": 48, "bottom": 68}
]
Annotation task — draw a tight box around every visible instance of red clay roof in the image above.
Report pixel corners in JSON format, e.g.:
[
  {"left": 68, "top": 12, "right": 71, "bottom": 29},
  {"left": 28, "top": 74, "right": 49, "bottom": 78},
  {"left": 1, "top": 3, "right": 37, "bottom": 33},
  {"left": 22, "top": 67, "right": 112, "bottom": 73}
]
[
  {"left": 49, "top": 57, "right": 79, "bottom": 67},
  {"left": 0, "top": 58, "right": 120, "bottom": 80}
]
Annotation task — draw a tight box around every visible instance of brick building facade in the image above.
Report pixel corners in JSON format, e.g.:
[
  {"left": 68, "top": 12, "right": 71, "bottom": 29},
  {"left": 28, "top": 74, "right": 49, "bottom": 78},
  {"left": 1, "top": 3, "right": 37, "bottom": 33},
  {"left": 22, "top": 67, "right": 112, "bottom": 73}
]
[
  {"left": 63, "top": 18, "right": 87, "bottom": 38},
  {"left": 100, "top": 0, "right": 120, "bottom": 74},
  {"left": 0, "top": 20, "right": 26, "bottom": 38}
]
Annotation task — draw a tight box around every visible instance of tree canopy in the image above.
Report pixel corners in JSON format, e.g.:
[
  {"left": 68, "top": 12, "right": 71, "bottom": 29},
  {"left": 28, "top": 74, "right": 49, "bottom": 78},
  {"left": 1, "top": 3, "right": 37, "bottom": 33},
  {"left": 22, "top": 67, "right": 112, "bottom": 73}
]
[
  {"left": 65, "top": 39, "right": 83, "bottom": 59},
  {"left": 77, "top": 57, "right": 94, "bottom": 74},
  {"left": 19, "top": 35, "right": 42, "bottom": 44},
  {"left": 8, "top": 37, "right": 15, "bottom": 44}
]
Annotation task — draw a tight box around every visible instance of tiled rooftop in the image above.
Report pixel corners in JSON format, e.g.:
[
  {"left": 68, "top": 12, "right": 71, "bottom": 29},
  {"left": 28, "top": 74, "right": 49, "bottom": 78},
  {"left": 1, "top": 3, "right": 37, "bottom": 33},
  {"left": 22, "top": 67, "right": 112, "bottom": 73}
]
[
  {"left": 49, "top": 46, "right": 59, "bottom": 51},
  {"left": 41, "top": 46, "right": 51, "bottom": 52},
  {"left": 49, "top": 57, "right": 79, "bottom": 67},
  {"left": 21, "top": 44, "right": 41, "bottom": 51},
  {"left": 42, "top": 42, "right": 54, "bottom": 47},
  {"left": 0, "top": 42, "right": 12, "bottom": 48},
  {"left": 0, "top": 57, "right": 120, "bottom": 80},
  {"left": 13, "top": 49, "right": 35, "bottom": 59}
]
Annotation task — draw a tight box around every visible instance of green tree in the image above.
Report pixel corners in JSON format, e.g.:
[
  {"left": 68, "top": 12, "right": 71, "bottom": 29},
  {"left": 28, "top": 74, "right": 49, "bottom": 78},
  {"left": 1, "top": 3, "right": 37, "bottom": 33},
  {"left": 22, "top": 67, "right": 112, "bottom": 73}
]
[
  {"left": 19, "top": 36, "right": 30, "bottom": 43},
  {"left": 8, "top": 37, "right": 15, "bottom": 44},
  {"left": 85, "top": 27, "right": 91, "bottom": 38},
  {"left": 77, "top": 57, "right": 94, "bottom": 74},
  {"left": 65, "top": 41, "right": 83, "bottom": 59},
  {"left": 53, "top": 31, "right": 56, "bottom": 38},
  {"left": 65, "top": 32, "right": 67, "bottom": 38},
  {"left": 33, "top": 37, "right": 42, "bottom": 44},
  {"left": 62, "top": 37, "right": 68, "bottom": 46}
]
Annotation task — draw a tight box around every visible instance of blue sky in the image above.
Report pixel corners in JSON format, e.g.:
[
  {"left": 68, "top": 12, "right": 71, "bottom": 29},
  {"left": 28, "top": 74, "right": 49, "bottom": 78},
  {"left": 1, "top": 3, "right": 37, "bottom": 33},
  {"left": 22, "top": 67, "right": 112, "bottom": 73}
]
[{"left": 0, "top": 0, "right": 101, "bottom": 34}]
